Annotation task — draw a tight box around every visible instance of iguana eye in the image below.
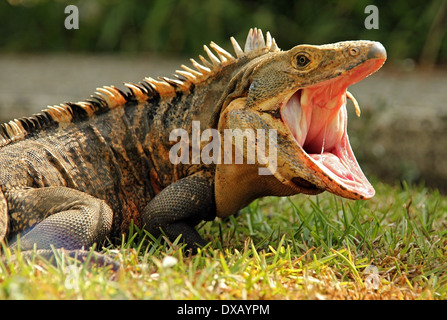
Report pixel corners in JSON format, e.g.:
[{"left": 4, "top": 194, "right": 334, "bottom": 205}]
[{"left": 296, "top": 54, "right": 310, "bottom": 68}]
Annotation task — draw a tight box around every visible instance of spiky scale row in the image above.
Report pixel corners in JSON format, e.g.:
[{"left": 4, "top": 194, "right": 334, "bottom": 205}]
[
  {"left": 243, "top": 28, "right": 278, "bottom": 53},
  {"left": 230, "top": 37, "right": 244, "bottom": 58},
  {"left": 0, "top": 120, "right": 25, "bottom": 146},
  {"left": 95, "top": 86, "right": 127, "bottom": 108},
  {"left": 210, "top": 41, "right": 234, "bottom": 63},
  {"left": 202, "top": 45, "right": 220, "bottom": 68},
  {"left": 0, "top": 28, "right": 279, "bottom": 148},
  {"left": 169, "top": 27, "right": 278, "bottom": 88},
  {"left": 46, "top": 104, "right": 72, "bottom": 122},
  {"left": 124, "top": 83, "right": 148, "bottom": 103},
  {"left": 145, "top": 77, "right": 177, "bottom": 97}
]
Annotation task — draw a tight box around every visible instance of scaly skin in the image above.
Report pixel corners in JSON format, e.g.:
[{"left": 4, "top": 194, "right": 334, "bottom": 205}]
[{"left": 0, "top": 29, "right": 386, "bottom": 264}]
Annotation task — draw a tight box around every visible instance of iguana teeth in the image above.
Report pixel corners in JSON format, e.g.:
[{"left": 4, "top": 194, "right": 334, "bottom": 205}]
[
  {"left": 346, "top": 91, "right": 361, "bottom": 117},
  {"left": 230, "top": 36, "right": 244, "bottom": 58},
  {"left": 203, "top": 45, "right": 221, "bottom": 67}
]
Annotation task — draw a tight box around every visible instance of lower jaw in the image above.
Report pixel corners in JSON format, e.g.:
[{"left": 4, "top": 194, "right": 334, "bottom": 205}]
[{"left": 304, "top": 147, "right": 375, "bottom": 200}]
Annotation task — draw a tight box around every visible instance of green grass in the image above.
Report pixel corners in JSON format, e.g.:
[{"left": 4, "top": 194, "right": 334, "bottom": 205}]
[{"left": 1, "top": 180, "right": 446, "bottom": 300}]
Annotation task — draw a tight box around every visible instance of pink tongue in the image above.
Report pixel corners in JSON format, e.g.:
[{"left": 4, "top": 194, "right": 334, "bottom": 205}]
[{"left": 310, "top": 153, "right": 354, "bottom": 181}]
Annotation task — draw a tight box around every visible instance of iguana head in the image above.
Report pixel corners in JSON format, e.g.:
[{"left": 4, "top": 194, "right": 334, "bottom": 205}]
[
  {"left": 213, "top": 29, "right": 386, "bottom": 216},
  {"left": 247, "top": 38, "right": 386, "bottom": 198}
]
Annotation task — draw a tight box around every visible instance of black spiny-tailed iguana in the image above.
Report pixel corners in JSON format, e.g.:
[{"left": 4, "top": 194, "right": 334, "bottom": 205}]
[{"left": 0, "top": 29, "right": 386, "bottom": 264}]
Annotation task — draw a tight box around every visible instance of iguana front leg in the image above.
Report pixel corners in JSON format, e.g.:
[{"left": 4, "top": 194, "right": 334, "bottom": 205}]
[
  {"left": 142, "top": 172, "right": 216, "bottom": 251},
  {"left": 6, "top": 186, "right": 113, "bottom": 250}
]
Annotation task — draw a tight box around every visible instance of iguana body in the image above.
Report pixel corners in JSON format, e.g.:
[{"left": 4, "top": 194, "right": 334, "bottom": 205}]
[{"left": 0, "top": 29, "right": 386, "bottom": 258}]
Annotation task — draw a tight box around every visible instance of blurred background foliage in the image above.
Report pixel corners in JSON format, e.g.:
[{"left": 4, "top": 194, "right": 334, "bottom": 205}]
[{"left": 1, "top": 0, "right": 446, "bottom": 66}]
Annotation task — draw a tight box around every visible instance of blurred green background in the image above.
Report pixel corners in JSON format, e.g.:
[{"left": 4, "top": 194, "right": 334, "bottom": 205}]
[{"left": 1, "top": 0, "right": 446, "bottom": 66}]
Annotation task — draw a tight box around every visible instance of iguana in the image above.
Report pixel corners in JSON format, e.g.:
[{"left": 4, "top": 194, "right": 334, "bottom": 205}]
[{"left": 0, "top": 29, "right": 386, "bottom": 265}]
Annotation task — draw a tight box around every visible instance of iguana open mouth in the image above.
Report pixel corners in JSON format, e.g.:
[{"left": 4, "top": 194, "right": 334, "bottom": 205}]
[{"left": 280, "top": 63, "right": 380, "bottom": 199}]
